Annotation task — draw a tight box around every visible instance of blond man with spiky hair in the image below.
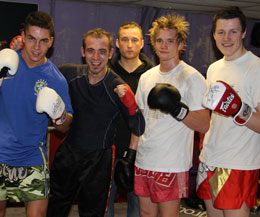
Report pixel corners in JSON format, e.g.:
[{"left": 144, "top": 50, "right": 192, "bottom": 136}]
[{"left": 130, "top": 14, "right": 210, "bottom": 217}]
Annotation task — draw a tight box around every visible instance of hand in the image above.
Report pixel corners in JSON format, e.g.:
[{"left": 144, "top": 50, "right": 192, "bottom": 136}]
[
  {"left": 36, "top": 87, "right": 67, "bottom": 126},
  {"left": 9, "top": 35, "right": 25, "bottom": 51},
  {"left": 148, "top": 83, "right": 189, "bottom": 121},
  {"left": 203, "top": 80, "right": 252, "bottom": 125},
  {"left": 114, "top": 148, "right": 136, "bottom": 192},
  {"left": 0, "top": 48, "right": 19, "bottom": 86},
  {"left": 115, "top": 84, "right": 138, "bottom": 115}
]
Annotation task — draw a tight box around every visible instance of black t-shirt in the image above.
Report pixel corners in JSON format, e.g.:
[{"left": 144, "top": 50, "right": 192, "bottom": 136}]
[
  {"left": 109, "top": 53, "right": 153, "bottom": 158},
  {"left": 58, "top": 64, "right": 144, "bottom": 150}
]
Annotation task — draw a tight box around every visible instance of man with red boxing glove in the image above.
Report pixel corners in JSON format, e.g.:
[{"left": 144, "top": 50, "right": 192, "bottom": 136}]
[
  {"left": 0, "top": 11, "right": 73, "bottom": 217},
  {"left": 196, "top": 6, "right": 260, "bottom": 217},
  {"left": 131, "top": 14, "right": 210, "bottom": 217},
  {"left": 46, "top": 28, "right": 145, "bottom": 217}
]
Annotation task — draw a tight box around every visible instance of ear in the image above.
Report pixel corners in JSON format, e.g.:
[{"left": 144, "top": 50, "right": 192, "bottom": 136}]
[
  {"left": 109, "top": 47, "right": 114, "bottom": 59},
  {"left": 49, "top": 37, "right": 54, "bottom": 48},
  {"left": 81, "top": 46, "right": 86, "bottom": 57},
  {"left": 242, "top": 29, "right": 246, "bottom": 39},
  {"left": 116, "top": 39, "right": 119, "bottom": 48},
  {"left": 177, "top": 41, "right": 184, "bottom": 51},
  {"left": 140, "top": 39, "right": 144, "bottom": 50}
]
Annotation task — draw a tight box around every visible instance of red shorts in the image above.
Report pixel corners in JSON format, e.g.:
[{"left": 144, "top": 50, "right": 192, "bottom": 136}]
[
  {"left": 196, "top": 162, "right": 258, "bottom": 209},
  {"left": 134, "top": 167, "right": 189, "bottom": 203}
]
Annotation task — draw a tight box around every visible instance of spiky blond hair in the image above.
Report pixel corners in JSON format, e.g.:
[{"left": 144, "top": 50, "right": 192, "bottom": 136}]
[{"left": 149, "top": 14, "right": 189, "bottom": 52}]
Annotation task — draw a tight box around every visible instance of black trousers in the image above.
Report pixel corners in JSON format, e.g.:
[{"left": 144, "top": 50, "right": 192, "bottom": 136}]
[{"left": 47, "top": 140, "right": 113, "bottom": 217}]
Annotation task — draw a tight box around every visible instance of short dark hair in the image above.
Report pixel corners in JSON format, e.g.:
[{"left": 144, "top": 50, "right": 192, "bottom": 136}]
[
  {"left": 24, "top": 11, "right": 54, "bottom": 37},
  {"left": 82, "top": 28, "right": 113, "bottom": 51},
  {"left": 212, "top": 6, "right": 246, "bottom": 33}
]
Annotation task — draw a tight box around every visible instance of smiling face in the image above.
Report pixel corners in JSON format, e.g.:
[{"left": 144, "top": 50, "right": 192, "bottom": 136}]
[
  {"left": 213, "top": 18, "right": 246, "bottom": 61},
  {"left": 116, "top": 27, "right": 144, "bottom": 60},
  {"left": 81, "top": 35, "right": 113, "bottom": 78},
  {"left": 22, "top": 25, "right": 53, "bottom": 68}
]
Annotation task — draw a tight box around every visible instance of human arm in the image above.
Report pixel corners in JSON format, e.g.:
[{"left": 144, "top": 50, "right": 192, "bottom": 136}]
[
  {"left": 114, "top": 83, "right": 145, "bottom": 136},
  {"left": 0, "top": 48, "right": 19, "bottom": 86},
  {"left": 114, "top": 110, "right": 142, "bottom": 192},
  {"left": 245, "top": 103, "right": 260, "bottom": 133},
  {"left": 36, "top": 87, "right": 72, "bottom": 133},
  {"left": 182, "top": 109, "right": 210, "bottom": 134}
]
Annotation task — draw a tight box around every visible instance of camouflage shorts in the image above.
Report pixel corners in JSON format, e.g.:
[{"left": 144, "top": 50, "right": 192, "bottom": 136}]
[{"left": 0, "top": 164, "right": 50, "bottom": 202}]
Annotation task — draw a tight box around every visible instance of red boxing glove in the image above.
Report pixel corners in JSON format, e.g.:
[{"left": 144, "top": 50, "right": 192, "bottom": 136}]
[
  {"left": 9, "top": 35, "right": 25, "bottom": 50},
  {"left": 119, "top": 84, "right": 138, "bottom": 115},
  {"left": 203, "top": 80, "right": 252, "bottom": 125}
]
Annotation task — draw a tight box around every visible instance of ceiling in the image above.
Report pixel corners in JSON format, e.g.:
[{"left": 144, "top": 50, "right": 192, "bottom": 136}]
[{"left": 68, "top": 0, "right": 260, "bottom": 19}]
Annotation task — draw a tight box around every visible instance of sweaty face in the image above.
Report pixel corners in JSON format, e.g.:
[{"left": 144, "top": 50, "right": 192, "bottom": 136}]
[
  {"left": 154, "top": 29, "right": 183, "bottom": 63},
  {"left": 116, "top": 27, "right": 144, "bottom": 60},
  {"left": 82, "top": 36, "right": 113, "bottom": 77},
  {"left": 213, "top": 18, "right": 246, "bottom": 61},
  {"left": 22, "top": 25, "right": 53, "bottom": 68}
]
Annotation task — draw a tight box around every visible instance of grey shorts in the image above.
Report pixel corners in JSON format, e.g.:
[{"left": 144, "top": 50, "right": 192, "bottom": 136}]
[{"left": 0, "top": 164, "right": 50, "bottom": 202}]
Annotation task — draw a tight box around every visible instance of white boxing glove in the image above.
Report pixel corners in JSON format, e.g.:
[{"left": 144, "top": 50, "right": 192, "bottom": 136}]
[
  {"left": 0, "top": 48, "right": 19, "bottom": 86},
  {"left": 203, "top": 81, "right": 252, "bottom": 125},
  {"left": 36, "top": 87, "right": 67, "bottom": 126}
]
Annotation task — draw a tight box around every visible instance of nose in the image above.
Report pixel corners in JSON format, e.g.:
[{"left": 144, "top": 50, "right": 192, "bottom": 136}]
[
  {"left": 223, "top": 32, "right": 230, "bottom": 41},
  {"left": 127, "top": 40, "right": 133, "bottom": 47},
  {"left": 92, "top": 51, "right": 100, "bottom": 59},
  {"left": 161, "top": 41, "right": 168, "bottom": 49},
  {"left": 34, "top": 41, "right": 40, "bottom": 50}
]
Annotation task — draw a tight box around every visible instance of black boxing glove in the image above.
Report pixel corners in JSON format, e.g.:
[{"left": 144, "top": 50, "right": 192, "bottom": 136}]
[
  {"left": 114, "top": 148, "right": 136, "bottom": 192},
  {"left": 148, "top": 83, "right": 189, "bottom": 121}
]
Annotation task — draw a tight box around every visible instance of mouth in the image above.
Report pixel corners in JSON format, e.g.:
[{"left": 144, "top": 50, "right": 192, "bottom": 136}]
[
  {"left": 221, "top": 43, "right": 233, "bottom": 48},
  {"left": 91, "top": 61, "right": 101, "bottom": 68}
]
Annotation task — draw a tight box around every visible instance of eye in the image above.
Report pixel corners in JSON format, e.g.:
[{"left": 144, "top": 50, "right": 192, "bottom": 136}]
[
  {"left": 156, "top": 38, "right": 162, "bottom": 43},
  {"left": 217, "top": 31, "right": 224, "bottom": 35},
  {"left": 231, "top": 30, "right": 238, "bottom": 34},
  {"left": 41, "top": 39, "right": 49, "bottom": 44},
  {"left": 98, "top": 49, "right": 107, "bottom": 55},
  {"left": 86, "top": 48, "right": 95, "bottom": 54},
  {"left": 28, "top": 36, "right": 35, "bottom": 41},
  {"left": 121, "top": 38, "right": 129, "bottom": 42},
  {"left": 132, "top": 38, "right": 139, "bottom": 43}
]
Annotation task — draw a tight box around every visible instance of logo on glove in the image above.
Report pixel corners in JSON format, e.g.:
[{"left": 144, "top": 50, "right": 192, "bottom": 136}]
[{"left": 220, "top": 93, "right": 237, "bottom": 113}]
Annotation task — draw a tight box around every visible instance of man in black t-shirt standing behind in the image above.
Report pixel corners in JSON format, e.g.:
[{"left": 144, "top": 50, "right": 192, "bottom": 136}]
[{"left": 107, "top": 22, "right": 153, "bottom": 217}]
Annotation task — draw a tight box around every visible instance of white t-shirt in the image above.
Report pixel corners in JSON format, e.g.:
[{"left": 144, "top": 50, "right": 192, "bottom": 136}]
[
  {"left": 199, "top": 51, "right": 260, "bottom": 170},
  {"left": 135, "top": 61, "right": 207, "bottom": 172}
]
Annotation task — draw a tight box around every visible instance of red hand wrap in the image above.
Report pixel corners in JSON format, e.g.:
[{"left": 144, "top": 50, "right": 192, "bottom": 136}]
[
  {"left": 120, "top": 84, "right": 138, "bottom": 115},
  {"left": 9, "top": 35, "right": 25, "bottom": 50}
]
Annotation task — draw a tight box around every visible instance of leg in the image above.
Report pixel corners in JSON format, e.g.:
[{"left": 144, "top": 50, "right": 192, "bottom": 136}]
[
  {"left": 159, "top": 199, "right": 180, "bottom": 217},
  {"left": 106, "top": 159, "right": 120, "bottom": 217},
  {"left": 224, "top": 202, "right": 250, "bottom": 217},
  {"left": 204, "top": 199, "right": 224, "bottom": 217},
  {"left": 47, "top": 142, "right": 80, "bottom": 217},
  {"left": 139, "top": 196, "right": 158, "bottom": 217},
  {"left": 105, "top": 178, "right": 117, "bottom": 217},
  {"left": 0, "top": 200, "right": 7, "bottom": 217},
  {"left": 127, "top": 191, "right": 140, "bottom": 217},
  {"left": 25, "top": 199, "right": 48, "bottom": 217},
  {"left": 77, "top": 148, "right": 113, "bottom": 217}
]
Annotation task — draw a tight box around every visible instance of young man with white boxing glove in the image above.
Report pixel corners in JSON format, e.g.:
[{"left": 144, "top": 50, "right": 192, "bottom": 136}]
[
  {"left": 0, "top": 11, "right": 73, "bottom": 217},
  {"left": 196, "top": 6, "right": 260, "bottom": 217},
  {"left": 131, "top": 15, "right": 210, "bottom": 217}
]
